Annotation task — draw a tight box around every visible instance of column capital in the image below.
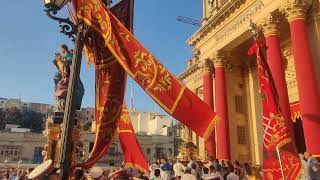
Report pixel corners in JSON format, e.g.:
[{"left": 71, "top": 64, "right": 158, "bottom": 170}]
[
  {"left": 213, "top": 51, "right": 230, "bottom": 68},
  {"left": 199, "top": 59, "right": 214, "bottom": 74},
  {"left": 282, "top": 0, "right": 309, "bottom": 22},
  {"left": 260, "top": 13, "right": 280, "bottom": 37}
]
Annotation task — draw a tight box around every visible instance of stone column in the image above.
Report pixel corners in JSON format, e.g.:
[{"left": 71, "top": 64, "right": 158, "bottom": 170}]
[
  {"left": 284, "top": 1, "right": 320, "bottom": 155},
  {"left": 214, "top": 52, "right": 231, "bottom": 160},
  {"left": 261, "top": 15, "right": 294, "bottom": 138},
  {"left": 201, "top": 60, "right": 216, "bottom": 159}
]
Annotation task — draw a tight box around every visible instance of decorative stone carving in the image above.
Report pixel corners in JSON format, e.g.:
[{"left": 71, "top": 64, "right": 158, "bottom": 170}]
[
  {"left": 188, "top": 0, "right": 249, "bottom": 45},
  {"left": 260, "top": 13, "right": 280, "bottom": 37},
  {"left": 283, "top": 48, "right": 297, "bottom": 87},
  {"left": 282, "top": 0, "right": 308, "bottom": 22},
  {"left": 199, "top": 58, "right": 214, "bottom": 74},
  {"left": 214, "top": 0, "right": 264, "bottom": 42},
  {"left": 213, "top": 50, "right": 230, "bottom": 68}
]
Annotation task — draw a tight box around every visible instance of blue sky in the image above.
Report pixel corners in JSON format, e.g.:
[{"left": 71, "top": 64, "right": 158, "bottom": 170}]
[{"left": 0, "top": 0, "right": 201, "bottom": 112}]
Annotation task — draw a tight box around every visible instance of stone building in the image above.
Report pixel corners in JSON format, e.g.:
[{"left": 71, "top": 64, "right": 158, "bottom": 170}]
[
  {"left": 0, "top": 132, "right": 46, "bottom": 164},
  {"left": 0, "top": 97, "right": 54, "bottom": 115},
  {"left": 178, "top": 0, "right": 320, "bottom": 165},
  {"left": 0, "top": 131, "right": 174, "bottom": 167}
]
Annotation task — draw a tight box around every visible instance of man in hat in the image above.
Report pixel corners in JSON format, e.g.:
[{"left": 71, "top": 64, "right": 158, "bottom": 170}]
[
  {"left": 108, "top": 169, "right": 132, "bottom": 180},
  {"left": 201, "top": 173, "right": 221, "bottom": 180},
  {"left": 27, "top": 160, "right": 59, "bottom": 180},
  {"left": 86, "top": 167, "right": 104, "bottom": 180}
]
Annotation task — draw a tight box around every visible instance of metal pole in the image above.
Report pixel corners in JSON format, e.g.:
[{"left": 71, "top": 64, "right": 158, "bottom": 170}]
[
  {"left": 276, "top": 146, "right": 285, "bottom": 180},
  {"left": 59, "top": 24, "right": 85, "bottom": 180}
]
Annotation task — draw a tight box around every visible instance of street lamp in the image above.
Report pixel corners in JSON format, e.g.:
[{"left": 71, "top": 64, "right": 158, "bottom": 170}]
[
  {"left": 43, "top": 0, "right": 87, "bottom": 179},
  {"left": 44, "top": 0, "right": 77, "bottom": 40},
  {"left": 44, "top": 0, "right": 69, "bottom": 10}
]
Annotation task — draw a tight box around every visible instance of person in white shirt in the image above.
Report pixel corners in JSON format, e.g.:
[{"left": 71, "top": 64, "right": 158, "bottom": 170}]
[
  {"left": 173, "top": 159, "right": 186, "bottom": 178},
  {"left": 181, "top": 169, "right": 197, "bottom": 180},
  {"left": 226, "top": 165, "right": 239, "bottom": 180},
  {"left": 149, "top": 161, "right": 160, "bottom": 178},
  {"left": 187, "top": 159, "right": 199, "bottom": 171},
  {"left": 209, "top": 165, "right": 223, "bottom": 180}
]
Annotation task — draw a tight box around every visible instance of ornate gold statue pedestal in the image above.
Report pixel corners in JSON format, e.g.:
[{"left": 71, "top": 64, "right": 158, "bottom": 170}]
[
  {"left": 42, "top": 110, "right": 82, "bottom": 178},
  {"left": 176, "top": 141, "right": 200, "bottom": 162}
]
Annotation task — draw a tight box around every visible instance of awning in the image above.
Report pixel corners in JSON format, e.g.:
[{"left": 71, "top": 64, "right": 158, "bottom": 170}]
[{"left": 290, "top": 101, "right": 301, "bottom": 122}]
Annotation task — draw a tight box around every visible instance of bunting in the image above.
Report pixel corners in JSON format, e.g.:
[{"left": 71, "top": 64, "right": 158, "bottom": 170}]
[{"left": 248, "top": 41, "right": 301, "bottom": 179}]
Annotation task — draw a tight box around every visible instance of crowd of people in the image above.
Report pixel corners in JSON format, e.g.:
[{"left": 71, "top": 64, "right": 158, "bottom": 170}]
[
  {"left": 1, "top": 152, "right": 319, "bottom": 180},
  {"left": 299, "top": 152, "right": 320, "bottom": 180},
  {"left": 148, "top": 158, "right": 262, "bottom": 180}
]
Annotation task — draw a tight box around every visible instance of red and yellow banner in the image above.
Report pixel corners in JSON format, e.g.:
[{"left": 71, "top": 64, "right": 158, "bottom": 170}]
[
  {"left": 80, "top": 59, "right": 127, "bottom": 169},
  {"left": 118, "top": 105, "right": 149, "bottom": 174},
  {"left": 248, "top": 41, "right": 301, "bottom": 179},
  {"left": 76, "top": 0, "right": 149, "bottom": 171},
  {"left": 72, "top": 0, "right": 218, "bottom": 139}
]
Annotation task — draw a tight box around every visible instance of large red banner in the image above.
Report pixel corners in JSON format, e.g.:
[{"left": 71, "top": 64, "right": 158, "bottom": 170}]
[
  {"left": 72, "top": 0, "right": 218, "bottom": 140},
  {"left": 248, "top": 41, "right": 301, "bottom": 179}
]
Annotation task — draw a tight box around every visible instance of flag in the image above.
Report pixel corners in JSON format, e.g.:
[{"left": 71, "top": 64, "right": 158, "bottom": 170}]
[
  {"left": 248, "top": 41, "right": 301, "bottom": 179},
  {"left": 71, "top": 0, "right": 219, "bottom": 140},
  {"left": 79, "top": 58, "right": 127, "bottom": 169},
  {"left": 118, "top": 104, "right": 149, "bottom": 174},
  {"left": 77, "top": 0, "right": 148, "bottom": 170}
]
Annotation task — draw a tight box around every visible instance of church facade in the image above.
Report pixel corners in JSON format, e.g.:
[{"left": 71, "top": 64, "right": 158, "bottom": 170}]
[{"left": 178, "top": 0, "right": 320, "bottom": 165}]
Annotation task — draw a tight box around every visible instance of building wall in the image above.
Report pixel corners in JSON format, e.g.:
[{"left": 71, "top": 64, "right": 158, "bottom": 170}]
[
  {"left": 0, "top": 133, "right": 46, "bottom": 164},
  {"left": 0, "top": 131, "right": 174, "bottom": 166},
  {"left": 74, "top": 132, "right": 174, "bottom": 166},
  {"left": 0, "top": 98, "right": 53, "bottom": 115},
  {"left": 178, "top": 0, "right": 320, "bottom": 165}
]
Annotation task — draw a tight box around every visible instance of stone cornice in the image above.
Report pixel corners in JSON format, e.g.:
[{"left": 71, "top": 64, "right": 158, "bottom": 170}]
[
  {"left": 177, "top": 63, "right": 200, "bottom": 81},
  {"left": 187, "top": 0, "right": 246, "bottom": 46}
]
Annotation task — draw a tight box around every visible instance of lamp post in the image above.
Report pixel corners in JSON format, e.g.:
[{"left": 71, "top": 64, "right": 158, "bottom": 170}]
[{"left": 43, "top": 0, "right": 86, "bottom": 179}]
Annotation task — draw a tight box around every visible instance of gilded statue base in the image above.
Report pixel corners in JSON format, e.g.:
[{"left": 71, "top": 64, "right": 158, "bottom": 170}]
[
  {"left": 176, "top": 141, "right": 200, "bottom": 161},
  {"left": 42, "top": 110, "right": 82, "bottom": 177}
]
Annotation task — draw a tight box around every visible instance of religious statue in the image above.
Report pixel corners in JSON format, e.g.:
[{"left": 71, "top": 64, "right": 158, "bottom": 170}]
[
  {"left": 53, "top": 44, "right": 84, "bottom": 111},
  {"left": 177, "top": 125, "right": 200, "bottom": 161}
]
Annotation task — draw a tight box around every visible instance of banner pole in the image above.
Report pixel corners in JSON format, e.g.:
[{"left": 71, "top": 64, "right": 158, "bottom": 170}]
[{"left": 276, "top": 146, "right": 285, "bottom": 180}]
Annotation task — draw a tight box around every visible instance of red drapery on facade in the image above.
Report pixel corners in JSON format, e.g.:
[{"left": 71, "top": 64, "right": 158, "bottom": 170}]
[{"left": 248, "top": 41, "right": 301, "bottom": 179}]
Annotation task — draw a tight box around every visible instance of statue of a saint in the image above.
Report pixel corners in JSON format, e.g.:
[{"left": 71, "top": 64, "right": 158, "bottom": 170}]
[{"left": 53, "top": 44, "right": 84, "bottom": 111}]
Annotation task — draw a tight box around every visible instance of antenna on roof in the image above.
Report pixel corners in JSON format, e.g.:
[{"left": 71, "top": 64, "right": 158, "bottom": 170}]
[{"left": 176, "top": 16, "right": 201, "bottom": 27}]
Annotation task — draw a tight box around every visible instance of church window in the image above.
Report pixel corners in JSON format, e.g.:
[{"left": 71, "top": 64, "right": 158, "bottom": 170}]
[
  {"left": 237, "top": 126, "right": 247, "bottom": 144},
  {"left": 0, "top": 146, "right": 20, "bottom": 158},
  {"left": 235, "top": 96, "right": 244, "bottom": 113}
]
